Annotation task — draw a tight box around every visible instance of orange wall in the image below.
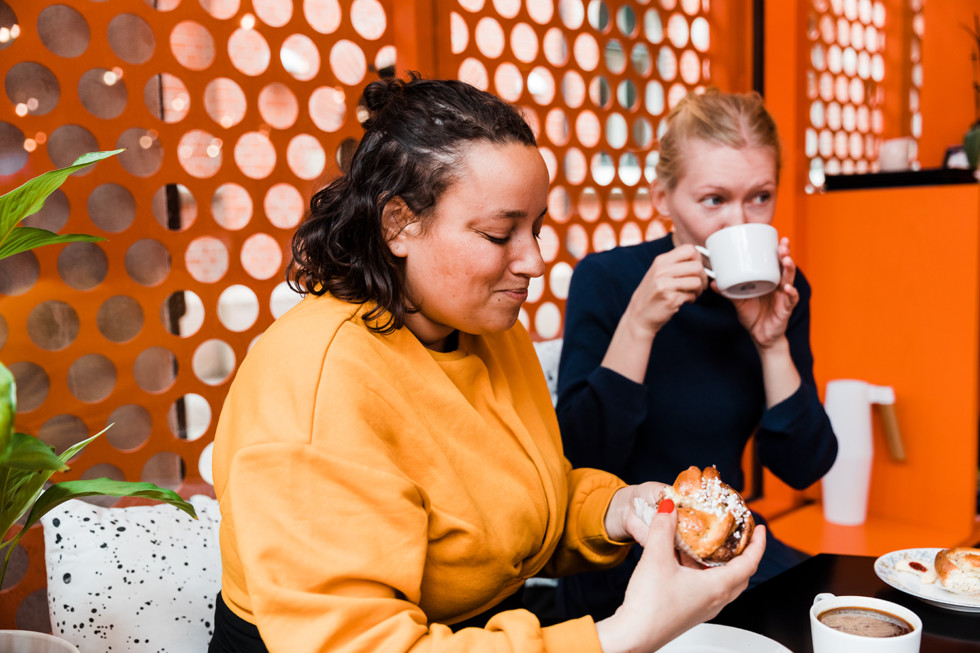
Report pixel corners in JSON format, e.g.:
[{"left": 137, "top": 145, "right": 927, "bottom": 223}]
[
  {"left": 919, "top": 0, "right": 980, "bottom": 167},
  {"left": 804, "top": 184, "right": 980, "bottom": 536}
]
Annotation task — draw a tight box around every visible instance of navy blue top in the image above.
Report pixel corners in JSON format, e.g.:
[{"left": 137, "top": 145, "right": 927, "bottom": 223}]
[{"left": 553, "top": 234, "right": 838, "bottom": 619}]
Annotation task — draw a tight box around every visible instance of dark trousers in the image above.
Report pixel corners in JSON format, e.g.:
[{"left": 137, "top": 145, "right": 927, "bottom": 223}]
[{"left": 209, "top": 593, "right": 268, "bottom": 653}]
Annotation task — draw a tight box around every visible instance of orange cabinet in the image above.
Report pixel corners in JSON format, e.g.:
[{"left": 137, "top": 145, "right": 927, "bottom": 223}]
[{"left": 765, "top": 181, "right": 980, "bottom": 555}]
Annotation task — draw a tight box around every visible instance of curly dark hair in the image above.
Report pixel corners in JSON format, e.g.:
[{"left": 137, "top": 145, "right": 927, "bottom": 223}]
[{"left": 288, "top": 72, "right": 537, "bottom": 333}]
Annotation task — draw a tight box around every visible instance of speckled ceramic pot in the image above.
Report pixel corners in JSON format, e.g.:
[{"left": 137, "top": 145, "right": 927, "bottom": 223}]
[{"left": 0, "top": 630, "right": 80, "bottom": 652}]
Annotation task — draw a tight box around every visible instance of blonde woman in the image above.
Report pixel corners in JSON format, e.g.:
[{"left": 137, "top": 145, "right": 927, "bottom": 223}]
[{"left": 554, "top": 89, "right": 836, "bottom": 621}]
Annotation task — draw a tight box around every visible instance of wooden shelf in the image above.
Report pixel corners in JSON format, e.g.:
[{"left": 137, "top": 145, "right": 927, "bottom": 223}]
[{"left": 768, "top": 504, "right": 979, "bottom": 557}]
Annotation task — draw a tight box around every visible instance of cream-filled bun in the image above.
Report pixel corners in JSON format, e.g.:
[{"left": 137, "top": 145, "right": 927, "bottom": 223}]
[{"left": 661, "top": 466, "right": 755, "bottom": 566}]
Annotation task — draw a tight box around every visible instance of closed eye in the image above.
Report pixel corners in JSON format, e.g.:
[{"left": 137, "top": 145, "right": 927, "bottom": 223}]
[{"left": 480, "top": 232, "right": 510, "bottom": 245}]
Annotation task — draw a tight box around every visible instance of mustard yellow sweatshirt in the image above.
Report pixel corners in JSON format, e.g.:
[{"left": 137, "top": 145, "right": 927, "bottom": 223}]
[{"left": 212, "top": 294, "right": 629, "bottom": 652}]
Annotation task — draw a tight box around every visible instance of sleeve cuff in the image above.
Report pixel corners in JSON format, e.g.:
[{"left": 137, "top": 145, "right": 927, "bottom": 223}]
[{"left": 542, "top": 616, "right": 603, "bottom": 653}]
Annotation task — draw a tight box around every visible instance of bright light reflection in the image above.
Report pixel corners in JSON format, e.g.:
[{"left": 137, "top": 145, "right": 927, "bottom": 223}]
[{"left": 240, "top": 13, "right": 256, "bottom": 30}]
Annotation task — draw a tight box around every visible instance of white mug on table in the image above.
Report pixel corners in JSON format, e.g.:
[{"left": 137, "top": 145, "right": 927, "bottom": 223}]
[
  {"left": 695, "top": 223, "right": 780, "bottom": 299},
  {"left": 810, "top": 592, "right": 922, "bottom": 652}
]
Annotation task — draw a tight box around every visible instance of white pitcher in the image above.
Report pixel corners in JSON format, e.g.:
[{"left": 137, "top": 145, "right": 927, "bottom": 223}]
[{"left": 821, "top": 379, "right": 904, "bottom": 526}]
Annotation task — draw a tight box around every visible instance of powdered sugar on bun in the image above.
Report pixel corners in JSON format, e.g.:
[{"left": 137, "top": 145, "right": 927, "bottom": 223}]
[{"left": 662, "top": 466, "right": 755, "bottom": 566}]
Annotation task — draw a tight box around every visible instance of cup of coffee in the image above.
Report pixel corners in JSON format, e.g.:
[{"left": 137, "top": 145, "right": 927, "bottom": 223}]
[
  {"left": 694, "top": 223, "right": 780, "bottom": 299},
  {"left": 810, "top": 593, "right": 922, "bottom": 652}
]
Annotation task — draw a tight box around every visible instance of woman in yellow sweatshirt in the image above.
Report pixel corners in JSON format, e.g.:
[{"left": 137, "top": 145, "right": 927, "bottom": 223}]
[{"left": 209, "top": 73, "right": 765, "bottom": 653}]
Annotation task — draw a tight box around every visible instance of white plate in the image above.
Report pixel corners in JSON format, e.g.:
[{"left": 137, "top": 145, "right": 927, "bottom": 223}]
[
  {"left": 657, "top": 623, "right": 792, "bottom": 652},
  {"left": 874, "top": 548, "right": 980, "bottom": 613}
]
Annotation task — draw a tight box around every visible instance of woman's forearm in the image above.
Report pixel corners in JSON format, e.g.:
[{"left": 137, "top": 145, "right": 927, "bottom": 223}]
[
  {"left": 600, "top": 303, "right": 657, "bottom": 384},
  {"left": 756, "top": 336, "right": 801, "bottom": 408}
]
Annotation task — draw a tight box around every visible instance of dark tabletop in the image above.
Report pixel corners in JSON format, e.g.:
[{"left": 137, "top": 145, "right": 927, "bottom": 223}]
[{"left": 711, "top": 553, "right": 980, "bottom": 652}]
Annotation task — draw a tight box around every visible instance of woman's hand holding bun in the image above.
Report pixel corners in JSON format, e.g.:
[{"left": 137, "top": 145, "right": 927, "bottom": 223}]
[
  {"left": 595, "top": 488, "right": 765, "bottom": 653},
  {"left": 596, "top": 468, "right": 766, "bottom": 653}
]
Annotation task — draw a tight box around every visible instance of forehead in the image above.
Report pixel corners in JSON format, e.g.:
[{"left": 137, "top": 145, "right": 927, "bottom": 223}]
[{"left": 678, "top": 140, "right": 778, "bottom": 186}]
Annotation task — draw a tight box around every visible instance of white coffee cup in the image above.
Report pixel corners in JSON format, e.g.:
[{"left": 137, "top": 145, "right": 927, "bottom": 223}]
[
  {"left": 694, "top": 223, "right": 780, "bottom": 299},
  {"left": 879, "top": 137, "right": 917, "bottom": 172},
  {"left": 810, "top": 593, "right": 922, "bottom": 653}
]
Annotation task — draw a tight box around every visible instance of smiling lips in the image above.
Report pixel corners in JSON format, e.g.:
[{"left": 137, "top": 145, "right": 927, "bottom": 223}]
[{"left": 500, "top": 287, "right": 528, "bottom": 301}]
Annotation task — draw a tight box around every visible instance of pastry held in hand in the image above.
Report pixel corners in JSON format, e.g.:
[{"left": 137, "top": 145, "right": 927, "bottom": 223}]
[
  {"left": 664, "top": 465, "right": 754, "bottom": 566},
  {"left": 935, "top": 547, "right": 980, "bottom": 595}
]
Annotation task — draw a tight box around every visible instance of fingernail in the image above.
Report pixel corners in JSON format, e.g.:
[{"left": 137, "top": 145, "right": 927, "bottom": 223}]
[{"left": 657, "top": 498, "right": 675, "bottom": 514}]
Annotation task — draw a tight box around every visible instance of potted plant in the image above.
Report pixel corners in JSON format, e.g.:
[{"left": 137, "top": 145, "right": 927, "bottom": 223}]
[
  {"left": 0, "top": 150, "right": 195, "bottom": 650},
  {"left": 962, "top": 14, "right": 980, "bottom": 168}
]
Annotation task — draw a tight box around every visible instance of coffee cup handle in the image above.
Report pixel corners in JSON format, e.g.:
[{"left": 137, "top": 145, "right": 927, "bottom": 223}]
[
  {"left": 813, "top": 593, "right": 836, "bottom": 607},
  {"left": 694, "top": 245, "right": 715, "bottom": 279}
]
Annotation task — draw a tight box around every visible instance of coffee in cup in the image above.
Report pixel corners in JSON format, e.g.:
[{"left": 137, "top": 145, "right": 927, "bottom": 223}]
[
  {"left": 694, "top": 223, "right": 780, "bottom": 299},
  {"left": 810, "top": 593, "right": 922, "bottom": 652}
]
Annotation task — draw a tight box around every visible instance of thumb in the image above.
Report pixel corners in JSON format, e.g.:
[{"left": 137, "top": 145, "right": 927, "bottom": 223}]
[{"left": 635, "top": 498, "right": 678, "bottom": 563}]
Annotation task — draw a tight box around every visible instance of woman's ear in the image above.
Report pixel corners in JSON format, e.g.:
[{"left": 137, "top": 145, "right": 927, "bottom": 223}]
[
  {"left": 651, "top": 180, "right": 670, "bottom": 217},
  {"left": 382, "top": 196, "right": 416, "bottom": 258}
]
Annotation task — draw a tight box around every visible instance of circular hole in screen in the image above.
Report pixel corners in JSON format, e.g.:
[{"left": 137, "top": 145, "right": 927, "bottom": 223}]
[
  {"left": 0, "top": 251, "right": 40, "bottom": 296},
  {"left": 258, "top": 82, "right": 299, "bottom": 129},
  {"left": 78, "top": 68, "right": 128, "bottom": 119},
  {"left": 212, "top": 182, "right": 252, "bottom": 230},
  {"left": 228, "top": 26, "right": 271, "bottom": 77},
  {"left": 193, "top": 339, "right": 236, "bottom": 385},
  {"left": 270, "top": 281, "right": 303, "bottom": 318},
  {"left": 161, "top": 289, "right": 205, "bottom": 337},
  {"left": 241, "top": 233, "right": 283, "bottom": 280},
  {"left": 125, "top": 239, "right": 171, "bottom": 286},
  {"left": 97, "top": 295, "right": 144, "bottom": 343},
  {"left": 27, "top": 300, "right": 80, "bottom": 351},
  {"left": 58, "top": 242, "right": 108, "bottom": 291},
  {"left": 67, "top": 353, "right": 116, "bottom": 403},
  {"left": 38, "top": 4, "right": 90, "bottom": 57},
  {"left": 286, "top": 134, "right": 325, "bottom": 180},
  {"left": 185, "top": 236, "right": 229, "bottom": 283},
  {"left": 117, "top": 127, "right": 164, "bottom": 176},
  {"left": 88, "top": 183, "right": 136, "bottom": 232},
  {"left": 145, "top": 72, "right": 191, "bottom": 123},
  {"left": 1, "top": 543, "right": 27, "bottom": 591},
  {"left": 281, "top": 33, "right": 320, "bottom": 81},
  {"left": 309, "top": 86, "right": 346, "bottom": 132},
  {"left": 329, "top": 40, "right": 366, "bottom": 86},
  {"left": 10, "top": 361, "right": 49, "bottom": 412},
  {"left": 48, "top": 124, "right": 100, "bottom": 170},
  {"left": 152, "top": 183, "right": 197, "bottom": 231},
  {"left": 23, "top": 188, "right": 69, "bottom": 232},
  {"left": 38, "top": 413, "right": 89, "bottom": 456},
  {"left": 134, "top": 346, "right": 177, "bottom": 393},
  {"left": 106, "top": 404, "right": 152, "bottom": 450},
  {"left": 170, "top": 21, "right": 214, "bottom": 70},
  {"left": 168, "top": 393, "right": 212, "bottom": 440},
  {"left": 108, "top": 13, "right": 155, "bottom": 63},
  {"left": 204, "top": 77, "right": 246, "bottom": 128},
  {"left": 142, "top": 452, "right": 185, "bottom": 491},
  {"left": 265, "top": 183, "right": 304, "bottom": 229},
  {"left": 5, "top": 62, "right": 60, "bottom": 115},
  {"left": 234, "top": 131, "right": 276, "bottom": 179},
  {"left": 218, "top": 284, "right": 260, "bottom": 331}
]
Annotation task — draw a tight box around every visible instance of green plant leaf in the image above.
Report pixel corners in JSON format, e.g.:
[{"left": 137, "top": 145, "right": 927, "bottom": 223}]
[
  {"left": 0, "top": 149, "right": 122, "bottom": 258},
  {"left": 2, "top": 431, "right": 67, "bottom": 472},
  {"left": 0, "top": 226, "right": 105, "bottom": 260},
  {"left": 0, "top": 433, "right": 66, "bottom": 538},
  {"left": 22, "top": 479, "right": 198, "bottom": 531},
  {"left": 0, "top": 363, "right": 13, "bottom": 464}
]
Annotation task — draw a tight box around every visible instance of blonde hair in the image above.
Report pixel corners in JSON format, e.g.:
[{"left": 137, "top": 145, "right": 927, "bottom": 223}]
[{"left": 655, "top": 89, "right": 781, "bottom": 190}]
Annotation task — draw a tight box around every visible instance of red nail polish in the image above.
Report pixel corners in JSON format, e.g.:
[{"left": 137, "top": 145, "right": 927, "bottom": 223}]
[{"left": 657, "top": 498, "right": 675, "bottom": 514}]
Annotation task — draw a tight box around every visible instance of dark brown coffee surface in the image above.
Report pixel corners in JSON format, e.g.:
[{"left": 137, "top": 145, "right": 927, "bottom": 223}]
[{"left": 817, "top": 607, "right": 913, "bottom": 638}]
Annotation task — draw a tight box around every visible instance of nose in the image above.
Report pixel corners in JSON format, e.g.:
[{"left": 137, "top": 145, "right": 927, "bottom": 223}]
[
  {"left": 728, "top": 203, "right": 748, "bottom": 227},
  {"left": 513, "top": 234, "right": 546, "bottom": 278}
]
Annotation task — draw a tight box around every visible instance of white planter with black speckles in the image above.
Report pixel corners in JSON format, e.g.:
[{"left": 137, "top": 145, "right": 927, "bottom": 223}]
[{"left": 0, "top": 630, "right": 80, "bottom": 652}]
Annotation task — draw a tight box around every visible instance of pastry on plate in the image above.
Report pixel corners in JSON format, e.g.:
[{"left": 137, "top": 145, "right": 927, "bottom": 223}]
[{"left": 935, "top": 547, "right": 980, "bottom": 595}]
